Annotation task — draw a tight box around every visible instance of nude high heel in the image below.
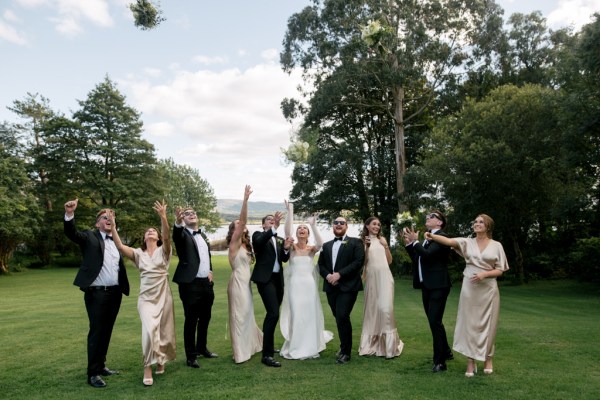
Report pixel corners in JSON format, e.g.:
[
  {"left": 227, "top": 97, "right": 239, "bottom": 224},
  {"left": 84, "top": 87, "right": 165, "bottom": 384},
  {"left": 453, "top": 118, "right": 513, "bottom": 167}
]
[
  {"left": 143, "top": 366, "right": 153, "bottom": 386},
  {"left": 483, "top": 358, "right": 493, "bottom": 374},
  {"left": 156, "top": 364, "right": 165, "bottom": 375},
  {"left": 465, "top": 359, "right": 477, "bottom": 378}
]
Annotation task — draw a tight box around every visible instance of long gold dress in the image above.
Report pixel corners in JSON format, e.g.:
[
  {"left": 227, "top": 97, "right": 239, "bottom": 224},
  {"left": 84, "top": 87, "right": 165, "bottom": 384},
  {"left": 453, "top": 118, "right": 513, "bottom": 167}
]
[
  {"left": 452, "top": 238, "right": 509, "bottom": 361},
  {"left": 132, "top": 247, "right": 176, "bottom": 367},
  {"left": 358, "top": 237, "right": 404, "bottom": 358},
  {"left": 228, "top": 249, "right": 263, "bottom": 363}
]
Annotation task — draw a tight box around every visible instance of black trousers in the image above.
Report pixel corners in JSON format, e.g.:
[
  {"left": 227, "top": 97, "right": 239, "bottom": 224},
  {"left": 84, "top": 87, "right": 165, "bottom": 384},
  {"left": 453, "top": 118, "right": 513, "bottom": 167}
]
[
  {"left": 178, "top": 278, "right": 215, "bottom": 360},
  {"left": 326, "top": 288, "right": 358, "bottom": 356},
  {"left": 256, "top": 272, "right": 283, "bottom": 357},
  {"left": 422, "top": 286, "right": 452, "bottom": 365},
  {"left": 83, "top": 286, "right": 122, "bottom": 377}
]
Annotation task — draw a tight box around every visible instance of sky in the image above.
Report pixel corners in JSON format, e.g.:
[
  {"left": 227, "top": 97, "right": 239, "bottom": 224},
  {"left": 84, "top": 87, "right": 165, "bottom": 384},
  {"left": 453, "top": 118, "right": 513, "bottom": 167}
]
[{"left": 2, "top": 0, "right": 599, "bottom": 203}]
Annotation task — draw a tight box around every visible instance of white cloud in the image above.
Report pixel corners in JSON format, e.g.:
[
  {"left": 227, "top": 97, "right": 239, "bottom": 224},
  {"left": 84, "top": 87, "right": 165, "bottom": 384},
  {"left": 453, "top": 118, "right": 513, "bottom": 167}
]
[
  {"left": 145, "top": 121, "right": 176, "bottom": 138},
  {"left": 547, "top": 0, "right": 600, "bottom": 30},
  {"left": 15, "top": 0, "right": 114, "bottom": 36},
  {"left": 0, "top": 20, "right": 27, "bottom": 45},
  {"left": 3, "top": 9, "right": 21, "bottom": 22},
  {"left": 15, "top": 0, "right": 48, "bottom": 7},
  {"left": 143, "top": 67, "right": 162, "bottom": 78},
  {"left": 192, "top": 55, "right": 229, "bottom": 65},
  {"left": 119, "top": 63, "right": 304, "bottom": 201},
  {"left": 261, "top": 48, "right": 279, "bottom": 62}
]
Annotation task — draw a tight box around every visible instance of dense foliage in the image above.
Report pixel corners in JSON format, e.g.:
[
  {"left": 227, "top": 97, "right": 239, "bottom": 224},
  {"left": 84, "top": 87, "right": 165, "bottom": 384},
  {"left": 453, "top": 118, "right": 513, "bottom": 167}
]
[
  {"left": 281, "top": 2, "right": 600, "bottom": 283},
  {"left": 1, "top": 78, "right": 218, "bottom": 272}
]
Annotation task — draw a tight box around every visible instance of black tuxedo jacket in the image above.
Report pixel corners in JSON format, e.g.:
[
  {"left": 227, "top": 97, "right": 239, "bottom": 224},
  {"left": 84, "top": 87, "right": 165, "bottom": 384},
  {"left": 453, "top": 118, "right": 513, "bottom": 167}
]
[
  {"left": 318, "top": 236, "right": 365, "bottom": 293},
  {"left": 172, "top": 225, "right": 213, "bottom": 284},
  {"left": 251, "top": 229, "right": 290, "bottom": 284},
  {"left": 64, "top": 218, "right": 130, "bottom": 295},
  {"left": 405, "top": 230, "right": 452, "bottom": 290}
]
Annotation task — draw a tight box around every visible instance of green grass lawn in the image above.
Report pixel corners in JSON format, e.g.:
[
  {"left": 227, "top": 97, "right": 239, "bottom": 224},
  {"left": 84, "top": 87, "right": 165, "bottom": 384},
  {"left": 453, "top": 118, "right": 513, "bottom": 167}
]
[{"left": 1, "top": 255, "right": 599, "bottom": 400}]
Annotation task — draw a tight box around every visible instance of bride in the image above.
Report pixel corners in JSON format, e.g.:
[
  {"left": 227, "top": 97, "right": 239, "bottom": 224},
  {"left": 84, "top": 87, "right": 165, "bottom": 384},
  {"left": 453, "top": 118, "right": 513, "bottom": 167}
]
[{"left": 279, "top": 201, "right": 333, "bottom": 360}]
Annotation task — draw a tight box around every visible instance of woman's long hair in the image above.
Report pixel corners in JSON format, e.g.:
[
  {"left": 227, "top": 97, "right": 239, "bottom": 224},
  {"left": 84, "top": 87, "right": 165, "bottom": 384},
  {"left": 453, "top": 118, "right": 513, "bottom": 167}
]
[
  {"left": 226, "top": 221, "right": 255, "bottom": 263},
  {"left": 360, "top": 216, "right": 381, "bottom": 242},
  {"left": 476, "top": 214, "right": 494, "bottom": 239}
]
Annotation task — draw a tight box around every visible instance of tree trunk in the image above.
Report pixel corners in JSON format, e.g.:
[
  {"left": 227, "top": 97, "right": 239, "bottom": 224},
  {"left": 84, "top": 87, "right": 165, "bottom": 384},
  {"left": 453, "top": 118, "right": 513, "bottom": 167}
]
[
  {"left": 0, "top": 242, "right": 14, "bottom": 275},
  {"left": 511, "top": 235, "right": 524, "bottom": 285},
  {"left": 393, "top": 85, "right": 406, "bottom": 211}
]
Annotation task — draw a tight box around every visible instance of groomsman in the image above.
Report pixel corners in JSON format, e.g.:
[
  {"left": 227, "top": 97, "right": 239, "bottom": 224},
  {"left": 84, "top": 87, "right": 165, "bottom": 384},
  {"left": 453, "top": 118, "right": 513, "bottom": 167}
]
[
  {"left": 403, "top": 210, "right": 453, "bottom": 372},
  {"left": 251, "top": 212, "right": 292, "bottom": 367},
  {"left": 173, "top": 207, "right": 218, "bottom": 369},
  {"left": 318, "top": 216, "right": 365, "bottom": 364},
  {"left": 63, "top": 199, "right": 130, "bottom": 388}
]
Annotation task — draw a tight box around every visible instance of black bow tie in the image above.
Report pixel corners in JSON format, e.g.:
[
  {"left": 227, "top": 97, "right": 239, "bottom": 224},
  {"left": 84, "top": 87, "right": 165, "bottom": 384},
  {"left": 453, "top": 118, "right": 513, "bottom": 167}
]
[
  {"left": 105, "top": 236, "right": 113, "bottom": 241},
  {"left": 193, "top": 230, "right": 202, "bottom": 236},
  {"left": 334, "top": 237, "right": 344, "bottom": 241}
]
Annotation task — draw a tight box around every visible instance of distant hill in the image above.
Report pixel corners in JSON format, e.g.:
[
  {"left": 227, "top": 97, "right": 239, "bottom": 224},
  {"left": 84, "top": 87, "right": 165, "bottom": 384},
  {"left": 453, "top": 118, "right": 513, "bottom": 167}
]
[{"left": 217, "top": 199, "right": 284, "bottom": 222}]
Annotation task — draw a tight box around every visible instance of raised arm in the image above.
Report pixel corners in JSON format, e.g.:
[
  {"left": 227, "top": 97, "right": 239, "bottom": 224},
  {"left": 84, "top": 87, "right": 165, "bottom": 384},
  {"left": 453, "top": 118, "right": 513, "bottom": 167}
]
[
  {"left": 154, "top": 200, "right": 171, "bottom": 258},
  {"left": 308, "top": 213, "right": 323, "bottom": 254},
  {"left": 108, "top": 211, "right": 135, "bottom": 261},
  {"left": 425, "top": 231, "right": 459, "bottom": 249},
  {"left": 284, "top": 200, "right": 293, "bottom": 240},
  {"left": 229, "top": 185, "right": 252, "bottom": 258}
]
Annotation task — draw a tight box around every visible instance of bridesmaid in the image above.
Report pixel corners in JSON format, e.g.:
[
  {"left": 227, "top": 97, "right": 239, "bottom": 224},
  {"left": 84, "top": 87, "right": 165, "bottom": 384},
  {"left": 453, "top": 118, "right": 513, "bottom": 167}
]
[
  {"left": 426, "top": 214, "right": 509, "bottom": 377},
  {"left": 225, "top": 185, "right": 263, "bottom": 363},
  {"left": 110, "top": 201, "right": 176, "bottom": 386},
  {"left": 358, "top": 216, "right": 404, "bottom": 358}
]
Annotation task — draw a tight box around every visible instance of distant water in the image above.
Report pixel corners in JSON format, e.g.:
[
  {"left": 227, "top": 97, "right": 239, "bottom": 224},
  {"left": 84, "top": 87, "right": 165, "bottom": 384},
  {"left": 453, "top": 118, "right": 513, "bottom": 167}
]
[{"left": 206, "top": 222, "right": 396, "bottom": 255}]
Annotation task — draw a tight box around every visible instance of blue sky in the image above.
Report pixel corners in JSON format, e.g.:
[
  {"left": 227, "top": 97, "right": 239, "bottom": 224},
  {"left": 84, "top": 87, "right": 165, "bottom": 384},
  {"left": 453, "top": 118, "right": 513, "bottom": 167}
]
[{"left": 2, "top": 0, "right": 599, "bottom": 202}]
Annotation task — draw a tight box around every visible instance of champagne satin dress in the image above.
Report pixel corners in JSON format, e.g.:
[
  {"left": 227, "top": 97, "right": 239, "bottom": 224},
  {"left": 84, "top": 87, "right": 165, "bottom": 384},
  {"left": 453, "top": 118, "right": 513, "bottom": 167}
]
[{"left": 452, "top": 237, "right": 509, "bottom": 361}]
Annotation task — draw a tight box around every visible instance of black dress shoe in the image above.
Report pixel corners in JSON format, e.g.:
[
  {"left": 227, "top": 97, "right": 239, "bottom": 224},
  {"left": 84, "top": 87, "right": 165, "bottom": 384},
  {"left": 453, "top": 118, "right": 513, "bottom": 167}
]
[
  {"left": 335, "top": 350, "right": 342, "bottom": 358},
  {"left": 100, "top": 367, "right": 119, "bottom": 376},
  {"left": 336, "top": 354, "right": 351, "bottom": 364},
  {"left": 87, "top": 375, "right": 107, "bottom": 388},
  {"left": 446, "top": 351, "right": 454, "bottom": 361},
  {"left": 261, "top": 356, "right": 281, "bottom": 367},
  {"left": 432, "top": 363, "right": 447, "bottom": 372},
  {"left": 186, "top": 359, "right": 200, "bottom": 368},
  {"left": 200, "top": 350, "right": 219, "bottom": 358}
]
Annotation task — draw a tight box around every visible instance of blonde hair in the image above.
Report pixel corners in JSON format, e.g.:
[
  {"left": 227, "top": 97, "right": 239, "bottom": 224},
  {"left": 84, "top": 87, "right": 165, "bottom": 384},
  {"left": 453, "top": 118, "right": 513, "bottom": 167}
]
[{"left": 476, "top": 214, "right": 494, "bottom": 238}]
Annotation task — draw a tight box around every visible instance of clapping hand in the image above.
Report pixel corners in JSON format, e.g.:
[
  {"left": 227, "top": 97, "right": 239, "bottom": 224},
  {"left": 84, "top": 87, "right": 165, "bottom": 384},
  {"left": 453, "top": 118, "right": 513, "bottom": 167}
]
[
  {"left": 402, "top": 227, "right": 419, "bottom": 244},
  {"left": 273, "top": 211, "right": 283, "bottom": 228}
]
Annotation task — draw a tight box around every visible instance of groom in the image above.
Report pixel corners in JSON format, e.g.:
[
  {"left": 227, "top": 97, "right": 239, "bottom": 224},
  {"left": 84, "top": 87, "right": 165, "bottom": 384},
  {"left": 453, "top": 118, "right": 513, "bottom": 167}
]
[
  {"left": 252, "top": 212, "right": 292, "bottom": 367},
  {"left": 318, "top": 216, "right": 365, "bottom": 364}
]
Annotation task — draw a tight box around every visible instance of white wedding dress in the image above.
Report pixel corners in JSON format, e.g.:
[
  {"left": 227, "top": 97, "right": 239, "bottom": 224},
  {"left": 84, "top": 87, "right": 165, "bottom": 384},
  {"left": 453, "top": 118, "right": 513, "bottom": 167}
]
[{"left": 280, "top": 253, "right": 333, "bottom": 360}]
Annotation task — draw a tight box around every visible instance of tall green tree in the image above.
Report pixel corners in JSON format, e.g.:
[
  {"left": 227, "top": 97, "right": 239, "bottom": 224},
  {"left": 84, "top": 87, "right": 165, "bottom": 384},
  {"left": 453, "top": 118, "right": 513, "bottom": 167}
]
[
  {"left": 38, "top": 76, "right": 161, "bottom": 245},
  {"left": 281, "top": 0, "right": 505, "bottom": 209},
  {"left": 157, "top": 158, "right": 220, "bottom": 231},
  {"left": 420, "top": 84, "right": 582, "bottom": 284},
  {"left": 0, "top": 123, "right": 42, "bottom": 273},
  {"left": 8, "top": 93, "right": 59, "bottom": 265}
]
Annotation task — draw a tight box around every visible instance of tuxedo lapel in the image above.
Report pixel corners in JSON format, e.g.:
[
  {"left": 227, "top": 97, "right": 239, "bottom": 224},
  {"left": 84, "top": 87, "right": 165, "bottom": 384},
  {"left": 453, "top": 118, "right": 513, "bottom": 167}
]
[
  {"left": 95, "top": 230, "right": 105, "bottom": 254},
  {"left": 184, "top": 229, "right": 200, "bottom": 256}
]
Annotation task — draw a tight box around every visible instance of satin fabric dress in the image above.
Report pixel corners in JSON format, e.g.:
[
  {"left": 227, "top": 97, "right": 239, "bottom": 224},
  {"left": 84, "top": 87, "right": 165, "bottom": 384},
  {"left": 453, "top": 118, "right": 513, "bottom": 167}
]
[
  {"left": 280, "top": 254, "right": 333, "bottom": 359},
  {"left": 227, "top": 249, "right": 263, "bottom": 363},
  {"left": 132, "top": 247, "right": 176, "bottom": 367},
  {"left": 358, "top": 237, "right": 404, "bottom": 358},
  {"left": 452, "top": 237, "right": 509, "bottom": 361}
]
